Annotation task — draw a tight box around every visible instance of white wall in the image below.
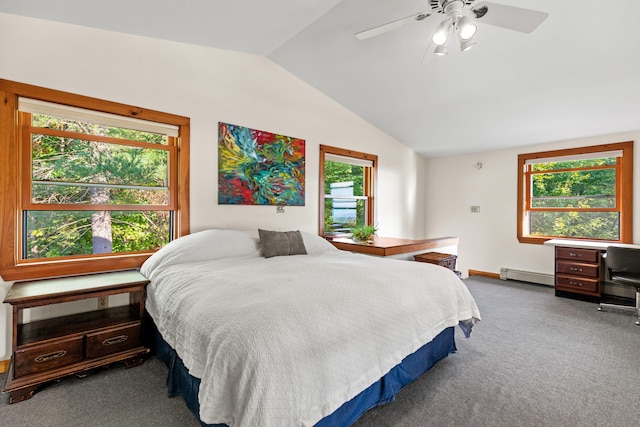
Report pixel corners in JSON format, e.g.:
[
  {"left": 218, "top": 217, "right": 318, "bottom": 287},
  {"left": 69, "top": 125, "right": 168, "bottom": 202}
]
[
  {"left": 425, "top": 131, "right": 640, "bottom": 279},
  {"left": 0, "top": 13, "right": 428, "bottom": 361}
]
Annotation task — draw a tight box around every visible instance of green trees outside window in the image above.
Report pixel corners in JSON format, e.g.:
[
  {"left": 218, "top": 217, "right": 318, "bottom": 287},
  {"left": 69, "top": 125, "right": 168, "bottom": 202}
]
[
  {"left": 528, "top": 158, "right": 618, "bottom": 240},
  {"left": 319, "top": 145, "right": 377, "bottom": 237},
  {"left": 25, "top": 113, "right": 172, "bottom": 259},
  {"left": 518, "top": 141, "right": 633, "bottom": 244},
  {"left": 323, "top": 161, "right": 366, "bottom": 233},
  {"left": 0, "top": 79, "right": 189, "bottom": 281}
]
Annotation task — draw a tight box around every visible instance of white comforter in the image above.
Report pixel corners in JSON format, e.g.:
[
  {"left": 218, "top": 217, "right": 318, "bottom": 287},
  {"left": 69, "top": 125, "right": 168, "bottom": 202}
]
[{"left": 142, "top": 230, "right": 480, "bottom": 426}]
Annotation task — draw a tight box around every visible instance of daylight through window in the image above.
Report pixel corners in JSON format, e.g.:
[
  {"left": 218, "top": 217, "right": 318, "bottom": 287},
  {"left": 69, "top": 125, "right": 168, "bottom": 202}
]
[
  {"left": 517, "top": 142, "right": 633, "bottom": 244},
  {"left": 0, "top": 79, "right": 190, "bottom": 281},
  {"left": 320, "top": 146, "right": 377, "bottom": 237},
  {"left": 20, "top": 99, "right": 177, "bottom": 259}
]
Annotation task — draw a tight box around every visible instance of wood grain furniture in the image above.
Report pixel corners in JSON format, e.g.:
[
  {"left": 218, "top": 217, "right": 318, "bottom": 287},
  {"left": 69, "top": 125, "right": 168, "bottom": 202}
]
[
  {"left": 329, "top": 236, "right": 458, "bottom": 257},
  {"left": 2, "top": 270, "right": 150, "bottom": 403},
  {"left": 414, "top": 252, "right": 461, "bottom": 277},
  {"left": 545, "top": 239, "right": 640, "bottom": 301},
  {"left": 554, "top": 246, "right": 602, "bottom": 300}
]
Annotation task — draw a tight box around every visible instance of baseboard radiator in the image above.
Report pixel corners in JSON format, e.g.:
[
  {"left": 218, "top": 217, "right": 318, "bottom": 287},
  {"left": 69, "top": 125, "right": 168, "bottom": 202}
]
[{"left": 499, "top": 268, "right": 554, "bottom": 287}]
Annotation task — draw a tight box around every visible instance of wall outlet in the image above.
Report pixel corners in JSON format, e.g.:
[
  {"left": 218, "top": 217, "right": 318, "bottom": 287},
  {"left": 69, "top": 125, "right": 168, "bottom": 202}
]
[
  {"left": 471, "top": 206, "right": 480, "bottom": 213},
  {"left": 98, "top": 296, "right": 108, "bottom": 309}
]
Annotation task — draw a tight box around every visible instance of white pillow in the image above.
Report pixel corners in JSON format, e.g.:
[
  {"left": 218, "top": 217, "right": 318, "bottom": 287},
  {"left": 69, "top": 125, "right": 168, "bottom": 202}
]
[
  {"left": 300, "top": 231, "right": 340, "bottom": 254},
  {"left": 141, "top": 229, "right": 260, "bottom": 277}
]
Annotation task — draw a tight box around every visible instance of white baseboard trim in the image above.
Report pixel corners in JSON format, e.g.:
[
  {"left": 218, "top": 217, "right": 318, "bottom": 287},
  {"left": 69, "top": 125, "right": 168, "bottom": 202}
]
[{"left": 500, "top": 268, "right": 554, "bottom": 287}]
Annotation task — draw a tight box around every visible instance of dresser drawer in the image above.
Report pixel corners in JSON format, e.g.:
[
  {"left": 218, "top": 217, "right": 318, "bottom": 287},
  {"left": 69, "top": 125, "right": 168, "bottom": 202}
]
[
  {"left": 555, "top": 275, "right": 599, "bottom": 293},
  {"left": 555, "top": 247, "right": 599, "bottom": 262},
  {"left": 14, "top": 336, "right": 83, "bottom": 378},
  {"left": 86, "top": 323, "right": 140, "bottom": 360},
  {"left": 556, "top": 260, "right": 598, "bottom": 278}
]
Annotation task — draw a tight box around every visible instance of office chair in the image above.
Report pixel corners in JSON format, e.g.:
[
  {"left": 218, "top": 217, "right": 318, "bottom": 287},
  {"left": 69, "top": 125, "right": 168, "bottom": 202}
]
[{"left": 598, "top": 246, "right": 640, "bottom": 325}]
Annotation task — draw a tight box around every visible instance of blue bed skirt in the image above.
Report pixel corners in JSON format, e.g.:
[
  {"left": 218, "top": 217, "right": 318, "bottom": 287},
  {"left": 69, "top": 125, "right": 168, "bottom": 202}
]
[{"left": 150, "top": 319, "right": 456, "bottom": 427}]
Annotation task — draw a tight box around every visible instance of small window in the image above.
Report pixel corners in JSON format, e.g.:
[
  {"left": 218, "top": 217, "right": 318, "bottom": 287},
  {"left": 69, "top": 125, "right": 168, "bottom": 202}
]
[
  {"left": 319, "top": 145, "right": 377, "bottom": 237},
  {"left": 517, "top": 142, "right": 633, "bottom": 244},
  {"left": 0, "top": 80, "right": 190, "bottom": 280}
]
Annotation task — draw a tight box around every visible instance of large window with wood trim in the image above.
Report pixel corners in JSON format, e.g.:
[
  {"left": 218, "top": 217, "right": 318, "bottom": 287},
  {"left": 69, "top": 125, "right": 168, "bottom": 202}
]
[
  {"left": 517, "top": 141, "right": 633, "bottom": 244},
  {"left": 319, "top": 145, "right": 377, "bottom": 237},
  {"left": 0, "top": 80, "right": 190, "bottom": 280}
]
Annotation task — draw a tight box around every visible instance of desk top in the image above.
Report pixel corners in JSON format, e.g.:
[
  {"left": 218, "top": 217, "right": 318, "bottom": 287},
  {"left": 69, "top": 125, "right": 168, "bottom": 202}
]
[
  {"left": 544, "top": 239, "right": 640, "bottom": 250},
  {"left": 330, "top": 236, "right": 458, "bottom": 257}
]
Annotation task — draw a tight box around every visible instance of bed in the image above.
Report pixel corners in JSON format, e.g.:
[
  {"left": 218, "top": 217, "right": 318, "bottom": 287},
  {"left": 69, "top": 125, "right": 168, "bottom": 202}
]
[{"left": 141, "top": 229, "right": 481, "bottom": 426}]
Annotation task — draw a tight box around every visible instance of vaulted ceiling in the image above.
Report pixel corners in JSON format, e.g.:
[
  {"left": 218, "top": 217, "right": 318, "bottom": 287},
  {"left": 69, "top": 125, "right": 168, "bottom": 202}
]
[{"left": 2, "top": 0, "right": 639, "bottom": 157}]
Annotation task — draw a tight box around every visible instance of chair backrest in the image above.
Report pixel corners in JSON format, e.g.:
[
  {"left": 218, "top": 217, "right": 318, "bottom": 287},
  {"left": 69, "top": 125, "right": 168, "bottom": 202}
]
[{"left": 605, "top": 246, "right": 640, "bottom": 275}]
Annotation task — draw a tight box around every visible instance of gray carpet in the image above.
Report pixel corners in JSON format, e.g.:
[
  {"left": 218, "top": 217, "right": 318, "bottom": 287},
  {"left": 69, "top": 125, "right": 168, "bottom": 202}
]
[{"left": 2, "top": 277, "right": 639, "bottom": 427}]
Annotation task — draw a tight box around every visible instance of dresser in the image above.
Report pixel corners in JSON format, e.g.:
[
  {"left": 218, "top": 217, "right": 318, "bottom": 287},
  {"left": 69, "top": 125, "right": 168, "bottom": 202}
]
[
  {"left": 545, "top": 239, "right": 640, "bottom": 301},
  {"left": 2, "top": 270, "right": 150, "bottom": 403},
  {"left": 554, "top": 246, "right": 602, "bottom": 299}
]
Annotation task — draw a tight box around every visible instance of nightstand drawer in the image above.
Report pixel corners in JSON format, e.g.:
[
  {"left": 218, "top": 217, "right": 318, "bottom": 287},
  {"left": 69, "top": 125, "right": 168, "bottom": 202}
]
[
  {"left": 556, "top": 260, "right": 598, "bottom": 278},
  {"left": 14, "top": 336, "right": 83, "bottom": 377},
  {"left": 555, "top": 275, "right": 599, "bottom": 293},
  {"left": 86, "top": 323, "right": 140, "bottom": 359}
]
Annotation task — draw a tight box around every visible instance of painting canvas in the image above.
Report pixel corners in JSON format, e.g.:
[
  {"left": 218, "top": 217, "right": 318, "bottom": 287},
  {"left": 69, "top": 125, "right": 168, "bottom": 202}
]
[{"left": 218, "top": 122, "right": 305, "bottom": 206}]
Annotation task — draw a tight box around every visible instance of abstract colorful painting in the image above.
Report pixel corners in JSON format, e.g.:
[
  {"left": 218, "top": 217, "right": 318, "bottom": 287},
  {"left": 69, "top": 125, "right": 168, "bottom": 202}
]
[{"left": 218, "top": 122, "right": 305, "bottom": 205}]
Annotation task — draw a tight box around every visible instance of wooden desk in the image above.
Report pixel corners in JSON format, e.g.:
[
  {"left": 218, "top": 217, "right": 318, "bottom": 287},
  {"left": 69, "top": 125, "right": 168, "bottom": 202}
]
[
  {"left": 543, "top": 239, "right": 640, "bottom": 251},
  {"left": 544, "top": 239, "right": 640, "bottom": 301},
  {"left": 330, "top": 236, "right": 458, "bottom": 257}
]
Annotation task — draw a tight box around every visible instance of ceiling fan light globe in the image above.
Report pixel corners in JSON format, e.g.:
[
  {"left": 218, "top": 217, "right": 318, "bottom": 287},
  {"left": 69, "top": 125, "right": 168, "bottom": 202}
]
[
  {"left": 432, "top": 20, "right": 450, "bottom": 46},
  {"left": 459, "top": 23, "right": 477, "bottom": 40},
  {"left": 459, "top": 38, "right": 476, "bottom": 52},
  {"left": 434, "top": 45, "right": 448, "bottom": 56},
  {"left": 457, "top": 16, "right": 477, "bottom": 40},
  {"left": 432, "top": 33, "right": 447, "bottom": 46}
]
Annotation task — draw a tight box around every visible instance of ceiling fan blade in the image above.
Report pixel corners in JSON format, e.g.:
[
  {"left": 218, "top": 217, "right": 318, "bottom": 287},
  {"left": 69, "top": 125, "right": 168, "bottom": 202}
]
[
  {"left": 355, "top": 12, "right": 431, "bottom": 40},
  {"left": 472, "top": 1, "right": 548, "bottom": 33},
  {"left": 421, "top": 40, "right": 438, "bottom": 65}
]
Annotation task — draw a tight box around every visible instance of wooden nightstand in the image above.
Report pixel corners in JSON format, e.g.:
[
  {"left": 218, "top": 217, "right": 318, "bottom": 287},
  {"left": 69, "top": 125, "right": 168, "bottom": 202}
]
[
  {"left": 414, "top": 252, "right": 462, "bottom": 278},
  {"left": 2, "top": 270, "right": 150, "bottom": 403}
]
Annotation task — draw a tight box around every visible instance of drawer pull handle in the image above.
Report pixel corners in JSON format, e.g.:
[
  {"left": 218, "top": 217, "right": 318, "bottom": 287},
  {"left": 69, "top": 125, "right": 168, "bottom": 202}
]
[
  {"left": 34, "top": 350, "right": 67, "bottom": 363},
  {"left": 569, "top": 253, "right": 582, "bottom": 257},
  {"left": 569, "top": 267, "right": 583, "bottom": 272},
  {"left": 569, "top": 281, "right": 583, "bottom": 287},
  {"left": 102, "top": 335, "right": 128, "bottom": 346}
]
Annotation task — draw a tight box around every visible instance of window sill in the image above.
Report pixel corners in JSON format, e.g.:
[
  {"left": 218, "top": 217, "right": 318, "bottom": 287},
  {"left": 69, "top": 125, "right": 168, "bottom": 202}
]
[
  {"left": 518, "top": 235, "right": 625, "bottom": 245},
  {"left": 0, "top": 254, "right": 151, "bottom": 282}
]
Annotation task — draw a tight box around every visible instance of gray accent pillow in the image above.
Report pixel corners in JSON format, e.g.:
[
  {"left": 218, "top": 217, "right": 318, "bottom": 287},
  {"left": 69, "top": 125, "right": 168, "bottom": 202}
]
[{"left": 258, "top": 229, "right": 308, "bottom": 258}]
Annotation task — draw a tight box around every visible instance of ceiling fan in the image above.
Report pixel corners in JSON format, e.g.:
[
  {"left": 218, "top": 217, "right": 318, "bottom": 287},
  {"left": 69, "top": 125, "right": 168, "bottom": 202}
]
[{"left": 355, "top": 0, "right": 548, "bottom": 57}]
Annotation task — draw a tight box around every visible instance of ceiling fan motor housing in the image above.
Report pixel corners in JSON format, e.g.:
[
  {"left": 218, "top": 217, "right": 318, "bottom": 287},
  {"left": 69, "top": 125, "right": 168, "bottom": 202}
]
[{"left": 429, "top": 0, "right": 477, "bottom": 14}]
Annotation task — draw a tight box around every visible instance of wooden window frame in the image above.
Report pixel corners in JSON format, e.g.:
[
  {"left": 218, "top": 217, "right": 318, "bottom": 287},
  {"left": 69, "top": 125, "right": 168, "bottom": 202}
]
[
  {"left": 0, "top": 79, "right": 190, "bottom": 281},
  {"left": 319, "top": 145, "right": 377, "bottom": 236},
  {"left": 517, "top": 141, "right": 633, "bottom": 244}
]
